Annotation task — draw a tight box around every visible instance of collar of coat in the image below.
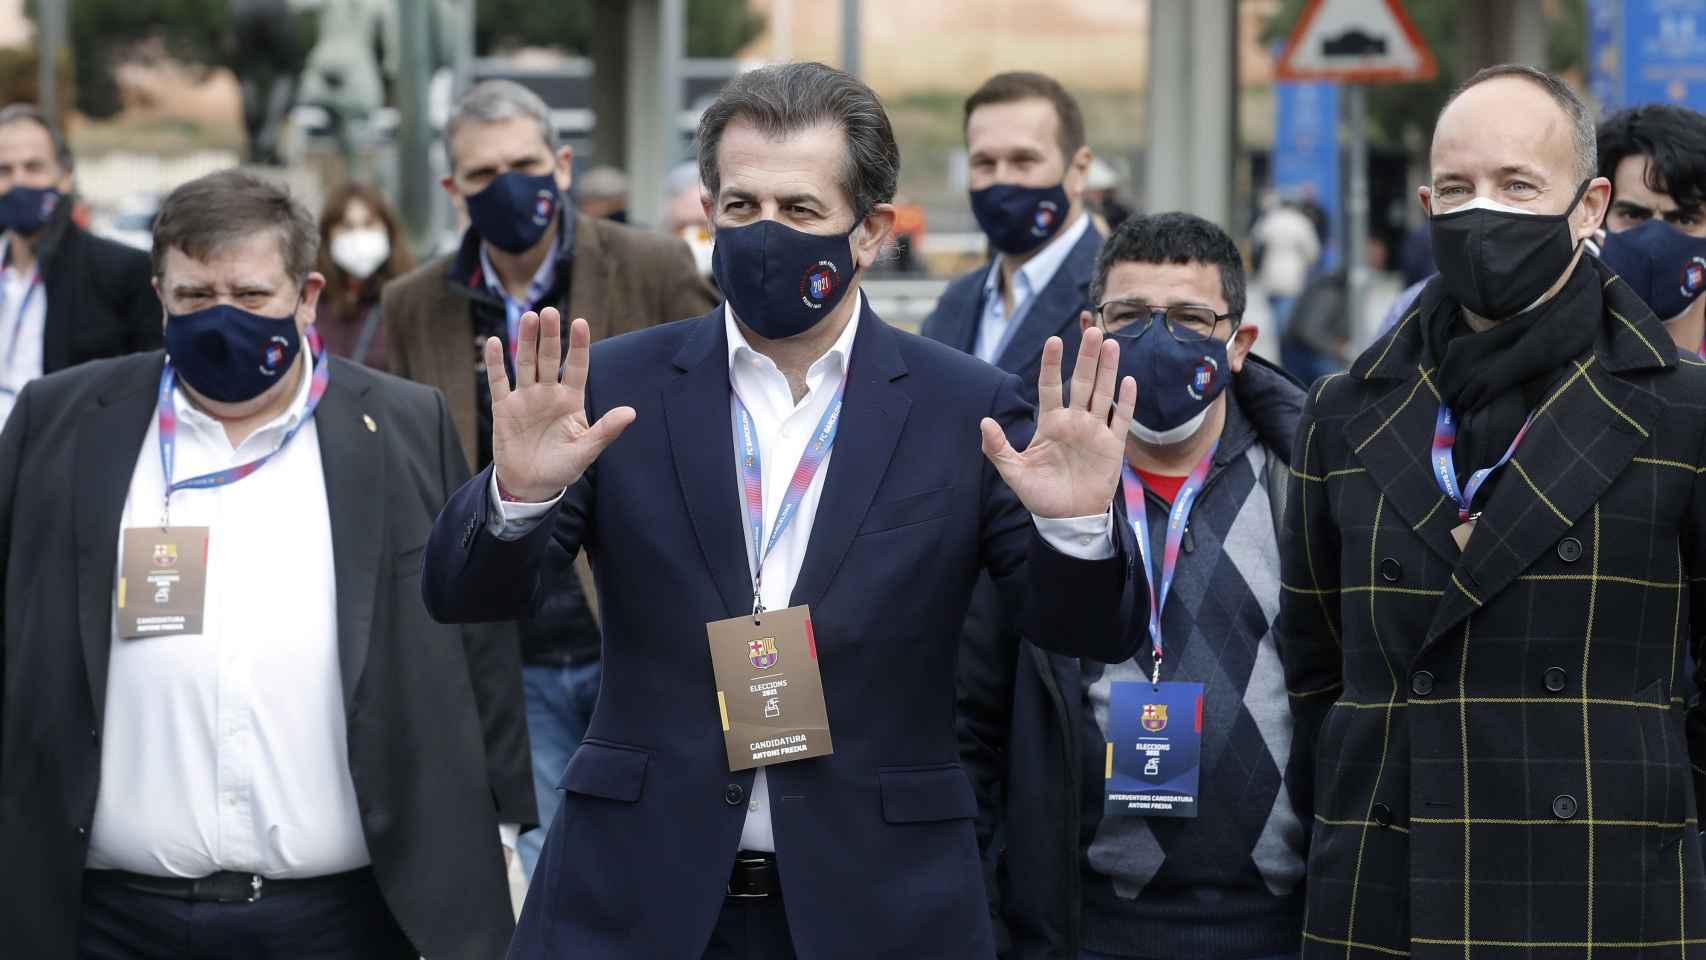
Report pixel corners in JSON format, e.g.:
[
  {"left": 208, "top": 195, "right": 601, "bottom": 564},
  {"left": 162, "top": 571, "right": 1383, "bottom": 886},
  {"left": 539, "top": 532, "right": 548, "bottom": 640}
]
[{"left": 1348, "top": 254, "right": 1680, "bottom": 384}]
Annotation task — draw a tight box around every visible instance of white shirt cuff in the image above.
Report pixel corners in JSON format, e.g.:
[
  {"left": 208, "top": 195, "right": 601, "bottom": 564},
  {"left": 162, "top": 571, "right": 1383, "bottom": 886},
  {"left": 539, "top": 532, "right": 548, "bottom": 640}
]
[
  {"left": 500, "top": 822, "right": 519, "bottom": 851},
  {"left": 485, "top": 470, "right": 564, "bottom": 540},
  {"left": 1032, "top": 506, "right": 1116, "bottom": 560}
]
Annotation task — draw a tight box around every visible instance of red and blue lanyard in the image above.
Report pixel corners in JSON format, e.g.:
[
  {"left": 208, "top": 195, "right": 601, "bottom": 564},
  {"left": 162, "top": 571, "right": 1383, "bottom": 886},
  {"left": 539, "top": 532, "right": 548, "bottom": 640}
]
[
  {"left": 731, "top": 376, "right": 847, "bottom": 616},
  {"left": 0, "top": 267, "right": 42, "bottom": 395},
  {"left": 1120, "top": 443, "right": 1217, "bottom": 686},
  {"left": 1429, "top": 405, "right": 1536, "bottom": 524},
  {"left": 155, "top": 328, "right": 329, "bottom": 526}
]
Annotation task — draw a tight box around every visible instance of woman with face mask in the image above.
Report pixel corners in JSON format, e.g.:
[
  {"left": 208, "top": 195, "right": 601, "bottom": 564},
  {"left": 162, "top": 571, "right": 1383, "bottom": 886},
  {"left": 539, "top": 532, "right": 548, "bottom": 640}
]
[{"left": 314, "top": 182, "right": 414, "bottom": 371}]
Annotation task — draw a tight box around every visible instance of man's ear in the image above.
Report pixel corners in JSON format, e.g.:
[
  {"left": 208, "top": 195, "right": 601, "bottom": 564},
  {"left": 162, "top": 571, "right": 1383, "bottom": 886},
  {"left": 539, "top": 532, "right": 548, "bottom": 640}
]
[
  {"left": 1573, "top": 176, "right": 1612, "bottom": 243},
  {"left": 1227, "top": 322, "right": 1258, "bottom": 374},
  {"left": 854, "top": 203, "right": 897, "bottom": 270},
  {"left": 1417, "top": 184, "right": 1435, "bottom": 218},
  {"left": 1063, "top": 145, "right": 1093, "bottom": 207},
  {"left": 297, "top": 271, "right": 328, "bottom": 335},
  {"left": 555, "top": 145, "right": 575, "bottom": 194}
]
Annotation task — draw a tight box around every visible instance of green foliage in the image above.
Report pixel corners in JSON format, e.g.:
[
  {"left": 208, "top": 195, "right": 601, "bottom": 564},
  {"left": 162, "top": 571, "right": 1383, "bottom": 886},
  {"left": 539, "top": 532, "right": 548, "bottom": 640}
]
[
  {"left": 476, "top": 0, "right": 763, "bottom": 58},
  {"left": 27, "top": 0, "right": 241, "bottom": 120}
]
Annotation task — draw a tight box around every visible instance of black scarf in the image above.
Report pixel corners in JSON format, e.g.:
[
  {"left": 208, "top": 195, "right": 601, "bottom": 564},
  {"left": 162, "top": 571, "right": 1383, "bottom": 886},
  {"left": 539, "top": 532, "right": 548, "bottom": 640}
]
[{"left": 1425, "top": 255, "right": 1601, "bottom": 488}]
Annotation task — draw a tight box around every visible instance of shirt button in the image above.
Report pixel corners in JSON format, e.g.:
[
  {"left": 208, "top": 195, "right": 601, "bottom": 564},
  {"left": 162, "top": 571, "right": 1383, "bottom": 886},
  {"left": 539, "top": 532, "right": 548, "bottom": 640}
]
[
  {"left": 1410, "top": 671, "right": 1435, "bottom": 697},
  {"left": 1543, "top": 666, "right": 1568, "bottom": 693},
  {"left": 724, "top": 784, "right": 745, "bottom": 806},
  {"left": 749, "top": 800, "right": 759, "bottom": 812},
  {"left": 1552, "top": 794, "right": 1578, "bottom": 820}
]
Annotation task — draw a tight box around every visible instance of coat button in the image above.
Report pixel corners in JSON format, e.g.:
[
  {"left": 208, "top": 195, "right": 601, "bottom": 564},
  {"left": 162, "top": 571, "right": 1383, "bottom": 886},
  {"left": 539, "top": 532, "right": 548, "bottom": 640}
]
[
  {"left": 1410, "top": 671, "right": 1435, "bottom": 697},
  {"left": 723, "top": 783, "right": 745, "bottom": 806},
  {"left": 1371, "top": 802, "right": 1392, "bottom": 828},
  {"left": 1543, "top": 666, "right": 1568, "bottom": 693},
  {"left": 74, "top": 825, "right": 88, "bottom": 838},
  {"left": 1379, "top": 558, "right": 1402, "bottom": 582},
  {"left": 1552, "top": 794, "right": 1578, "bottom": 820},
  {"left": 1557, "top": 538, "right": 1583, "bottom": 563}
]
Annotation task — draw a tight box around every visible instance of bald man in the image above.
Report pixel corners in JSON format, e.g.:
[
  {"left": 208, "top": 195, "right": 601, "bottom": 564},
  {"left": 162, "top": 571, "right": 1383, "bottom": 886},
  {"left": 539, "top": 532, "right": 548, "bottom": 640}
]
[{"left": 1277, "top": 64, "right": 1706, "bottom": 958}]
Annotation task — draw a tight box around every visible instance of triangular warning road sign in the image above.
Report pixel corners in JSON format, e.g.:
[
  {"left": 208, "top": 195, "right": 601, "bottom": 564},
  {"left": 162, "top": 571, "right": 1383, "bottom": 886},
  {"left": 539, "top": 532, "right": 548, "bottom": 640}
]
[{"left": 1275, "top": 0, "right": 1438, "bottom": 84}]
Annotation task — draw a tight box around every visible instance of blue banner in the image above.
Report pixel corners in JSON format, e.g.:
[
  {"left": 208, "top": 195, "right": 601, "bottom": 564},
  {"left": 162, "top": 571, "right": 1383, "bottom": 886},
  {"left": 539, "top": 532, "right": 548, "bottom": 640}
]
[
  {"left": 1272, "top": 79, "right": 1341, "bottom": 269},
  {"left": 1589, "top": 0, "right": 1706, "bottom": 112}
]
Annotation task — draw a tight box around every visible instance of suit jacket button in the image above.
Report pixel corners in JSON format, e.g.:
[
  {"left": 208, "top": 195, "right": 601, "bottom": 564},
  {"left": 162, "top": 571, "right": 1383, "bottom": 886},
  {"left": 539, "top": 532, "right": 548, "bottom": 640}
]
[
  {"left": 1552, "top": 794, "right": 1578, "bottom": 820},
  {"left": 1410, "top": 670, "right": 1435, "bottom": 697},
  {"left": 74, "top": 825, "right": 88, "bottom": 838},
  {"left": 724, "top": 784, "right": 745, "bottom": 806},
  {"left": 1379, "top": 558, "right": 1402, "bottom": 582},
  {"left": 1557, "top": 537, "right": 1583, "bottom": 563},
  {"left": 1543, "top": 666, "right": 1568, "bottom": 693},
  {"left": 1372, "top": 802, "right": 1392, "bottom": 828}
]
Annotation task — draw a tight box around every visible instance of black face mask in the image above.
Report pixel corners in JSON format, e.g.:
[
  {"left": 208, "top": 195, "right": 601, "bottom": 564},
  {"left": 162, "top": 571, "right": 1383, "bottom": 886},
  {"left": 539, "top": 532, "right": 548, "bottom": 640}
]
[{"left": 1429, "top": 180, "right": 1591, "bottom": 320}]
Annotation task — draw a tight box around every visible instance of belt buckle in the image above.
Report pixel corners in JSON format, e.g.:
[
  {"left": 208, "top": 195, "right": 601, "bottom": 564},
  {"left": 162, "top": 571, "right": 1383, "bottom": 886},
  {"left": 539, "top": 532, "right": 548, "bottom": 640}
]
[{"left": 726, "top": 857, "right": 771, "bottom": 899}]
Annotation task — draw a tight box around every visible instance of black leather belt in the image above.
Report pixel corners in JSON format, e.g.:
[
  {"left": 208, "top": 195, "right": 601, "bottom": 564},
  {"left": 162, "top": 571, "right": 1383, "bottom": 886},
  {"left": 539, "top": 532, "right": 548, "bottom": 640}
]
[
  {"left": 727, "top": 852, "right": 781, "bottom": 899},
  {"left": 86, "top": 868, "right": 366, "bottom": 904}
]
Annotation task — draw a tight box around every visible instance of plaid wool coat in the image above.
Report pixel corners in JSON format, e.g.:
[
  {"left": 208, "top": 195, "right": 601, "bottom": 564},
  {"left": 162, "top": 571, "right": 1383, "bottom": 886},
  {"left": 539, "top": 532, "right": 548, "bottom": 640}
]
[{"left": 1277, "top": 261, "right": 1706, "bottom": 959}]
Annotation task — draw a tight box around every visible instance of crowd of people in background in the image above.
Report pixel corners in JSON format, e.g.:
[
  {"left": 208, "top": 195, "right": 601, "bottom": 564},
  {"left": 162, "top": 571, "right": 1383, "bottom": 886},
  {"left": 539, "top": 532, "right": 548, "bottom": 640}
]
[{"left": 4, "top": 54, "right": 1706, "bottom": 960}]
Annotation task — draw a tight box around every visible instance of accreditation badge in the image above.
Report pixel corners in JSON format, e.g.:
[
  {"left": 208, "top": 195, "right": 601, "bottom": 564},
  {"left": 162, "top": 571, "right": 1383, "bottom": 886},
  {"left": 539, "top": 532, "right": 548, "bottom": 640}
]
[
  {"left": 706, "top": 605, "right": 834, "bottom": 771},
  {"left": 116, "top": 526, "right": 210, "bottom": 639},
  {"left": 1103, "top": 680, "right": 1204, "bottom": 818}
]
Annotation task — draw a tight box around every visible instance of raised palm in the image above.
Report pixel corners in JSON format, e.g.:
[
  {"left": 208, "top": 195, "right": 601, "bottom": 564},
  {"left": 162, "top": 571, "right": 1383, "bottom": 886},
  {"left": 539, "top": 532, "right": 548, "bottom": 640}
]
[
  {"left": 980, "top": 327, "right": 1135, "bottom": 518},
  {"left": 488, "top": 307, "right": 636, "bottom": 502}
]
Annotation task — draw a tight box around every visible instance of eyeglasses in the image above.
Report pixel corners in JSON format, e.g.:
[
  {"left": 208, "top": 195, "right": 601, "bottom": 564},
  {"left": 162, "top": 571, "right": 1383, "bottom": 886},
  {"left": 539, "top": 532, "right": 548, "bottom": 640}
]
[{"left": 1094, "top": 300, "right": 1237, "bottom": 343}]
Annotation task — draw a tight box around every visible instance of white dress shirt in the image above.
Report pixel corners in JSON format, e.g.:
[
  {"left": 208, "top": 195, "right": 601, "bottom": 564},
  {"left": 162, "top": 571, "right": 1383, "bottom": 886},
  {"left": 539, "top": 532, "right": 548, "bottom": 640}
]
[
  {"left": 0, "top": 239, "right": 46, "bottom": 429},
  {"left": 491, "top": 290, "right": 1113, "bottom": 853},
  {"left": 975, "top": 213, "right": 1092, "bottom": 363},
  {"left": 87, "top": 357, "right": 371, "bottom": 878}
]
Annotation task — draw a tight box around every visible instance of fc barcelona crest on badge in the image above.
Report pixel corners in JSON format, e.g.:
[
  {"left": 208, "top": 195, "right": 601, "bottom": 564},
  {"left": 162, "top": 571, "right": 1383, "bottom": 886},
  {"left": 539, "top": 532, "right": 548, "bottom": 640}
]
[
  {"left": 152, "top": 543, "right": 178, "bottom": 567},
  {"left": 799, "top": 260, "right": 839, "bottom": 309},
  {"left": 1187, "top": 356, "right": 1219, "bottom": 401},
  {"left": 749, "top": 636, "right": 779, "bottom": 670},
  {"left": 1141, "top": 703, "right": 1168, "bottom": 733}
]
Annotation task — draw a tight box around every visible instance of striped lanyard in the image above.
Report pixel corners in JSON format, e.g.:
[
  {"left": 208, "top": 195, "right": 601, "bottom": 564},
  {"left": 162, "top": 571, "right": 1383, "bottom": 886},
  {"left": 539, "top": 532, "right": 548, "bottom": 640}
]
[
  {"left": 731, "top": 376, "right": 847, "bottom": 616},
  {"left": 1429, "top": 405, "right": 1536, "bottom": 524},
  {"left": 155, "top": 328, "right": 330, "bottom": 527},
  {"left": 1121, "top": 443, "right": 1217, "bottom": 686},
  {"left": 0, "top": 267, "right": 42, "bottom": 391}
]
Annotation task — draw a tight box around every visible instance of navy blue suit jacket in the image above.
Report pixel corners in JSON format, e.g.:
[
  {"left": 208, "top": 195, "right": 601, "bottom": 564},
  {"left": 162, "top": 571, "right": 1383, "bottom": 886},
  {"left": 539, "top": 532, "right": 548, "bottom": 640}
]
[
  {"left": 920, "top": 223, "right": 1102, "bottom": 405},
  {"left": 421, "top": 301, "right": 1140, "bottom": 959}
]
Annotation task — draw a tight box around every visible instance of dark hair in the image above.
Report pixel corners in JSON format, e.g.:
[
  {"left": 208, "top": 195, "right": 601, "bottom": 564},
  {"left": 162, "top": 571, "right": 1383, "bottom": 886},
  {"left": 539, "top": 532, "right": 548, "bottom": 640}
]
[
  {"left": 695, "top": 61, "right": 899, "bottom": 220},
  {"left": 1437, "top": 64, "right": 1597, "bottom": 182},
  {"left": 315, "top": 181, "right": 416, "bottom": 301},
  {"left": 962, "top": 71, "right": 1087, "bottom": 161},
  {"left": 0, "top": 103, "right": 73, "bottom": 172},
  {"left": 152, "top": 169, "right": 318, "bottom": 282},
  {"left": 1597, "top": 103, "right": 1706, "bottom": 212},
  {"left": 1090, "top": 212, "right": 1246, "bottom": 319}
]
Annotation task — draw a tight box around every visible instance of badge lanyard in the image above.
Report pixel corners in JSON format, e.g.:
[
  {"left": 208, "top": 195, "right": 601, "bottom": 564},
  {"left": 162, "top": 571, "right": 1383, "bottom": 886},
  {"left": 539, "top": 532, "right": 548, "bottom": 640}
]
[
  {"left": 0, "top": 268, "right": 42, "bottom": 394},
  {"left": 1429, "top": 405, "right": 1536, "bottom": 523},
  {"left": 155, "top": 328, "right": 330, "bottom": 527},
  {"left": 1120, "top": 443, "right": 1217, "bottom": 687},
  {"left": 731, "top": 376, "right": 847, "bottom": 618}
]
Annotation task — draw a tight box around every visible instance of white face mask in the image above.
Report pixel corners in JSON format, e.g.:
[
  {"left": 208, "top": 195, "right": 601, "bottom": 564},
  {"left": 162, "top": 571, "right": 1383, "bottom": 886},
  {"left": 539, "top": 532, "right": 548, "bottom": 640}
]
[
  {"left": 330, "top": 227, "right": 391, "bottom": 280},
  {"left": 1128, "top": 406, "right": 1209, "bottom": 447}
]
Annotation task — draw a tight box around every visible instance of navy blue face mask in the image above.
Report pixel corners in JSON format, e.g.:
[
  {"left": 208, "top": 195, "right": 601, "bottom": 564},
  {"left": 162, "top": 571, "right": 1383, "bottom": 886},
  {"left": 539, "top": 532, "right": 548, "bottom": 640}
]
[
  {"left": 165, "top": 303, "right": 303, "bottom": 403},
  {"left": 1597, "top": 218, "right": 1706, "bottom": 321},
  {"left": 970, "top": 181, "right": 1070, "bottom": 256},
  {"left": 0, "top": 185, "right": 62, "bottom": 235},
  {"left": 466, "top": 170, "right": 560, "bottom": 253},
  {"left": 1108, "top": 318, "right": 1230, "bottom": 446},
  {"left": 711, "top": 219, "right": 860, "bottom": 340}
]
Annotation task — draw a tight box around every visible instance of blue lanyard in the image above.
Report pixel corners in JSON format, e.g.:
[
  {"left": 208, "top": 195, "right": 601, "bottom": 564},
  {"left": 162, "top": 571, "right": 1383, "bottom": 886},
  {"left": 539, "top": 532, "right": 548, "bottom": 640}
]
[
  {"left": 1121, "top": 443, "right": 1217, "bottom": 686},
  {"left": 0, "top": 268, "right": 42, "bottom": 393},
  {"left": 1429, "top": 405, "right": 1536, "bottom": 523},
  {"left": 730, "top": 377, "right": 847, "bottom": 614}
]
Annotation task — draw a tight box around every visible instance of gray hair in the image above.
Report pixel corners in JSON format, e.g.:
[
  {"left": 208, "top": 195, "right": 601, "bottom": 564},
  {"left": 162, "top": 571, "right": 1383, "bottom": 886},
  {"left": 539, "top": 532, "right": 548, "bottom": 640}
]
[
  {"left": 695, "top": 61, "right": 899, "bottom": 220},
  {"left": 152, "top": 169, "right": 318, "bottom": 283},
  {"left": 0, "top": 103, "right": 73, "bottom": 172},
  {"left": 1437, "top": 64, "right": 1598, "bottom": 184},
  {"left": 445, "top": 80, "right": 559, "bottom": 172}
]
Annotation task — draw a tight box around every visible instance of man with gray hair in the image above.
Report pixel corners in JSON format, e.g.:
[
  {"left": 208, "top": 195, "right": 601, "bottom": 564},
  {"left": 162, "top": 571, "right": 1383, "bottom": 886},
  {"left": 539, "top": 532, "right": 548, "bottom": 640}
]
[
  {"left": 0, "top": 168, "right": 529, "bottom": 959},
  {"left": 419, "top": 60, "right": 1144, "bottom": 958},
  {"left": 1278, "top": 64, "right": 1706, "bottom": 957},
  {"left": 0, "top": 103, "right": 160, "bottom": 430},
  {"left": 383, "top": 79, "right": 716, "bottom": 883}
]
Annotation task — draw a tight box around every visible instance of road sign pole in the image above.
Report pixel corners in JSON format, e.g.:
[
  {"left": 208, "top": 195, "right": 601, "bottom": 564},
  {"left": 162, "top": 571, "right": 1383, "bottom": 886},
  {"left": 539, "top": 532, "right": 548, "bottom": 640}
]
[{"left": 1346, "top": 84, "right": 1370, "bottom": 348}]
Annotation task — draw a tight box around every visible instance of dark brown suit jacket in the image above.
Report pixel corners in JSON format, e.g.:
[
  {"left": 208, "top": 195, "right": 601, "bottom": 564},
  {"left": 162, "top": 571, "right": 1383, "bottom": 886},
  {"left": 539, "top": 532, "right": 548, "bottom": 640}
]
[{"left": 380, "top": 212, "right": 716, "bottom": 469}]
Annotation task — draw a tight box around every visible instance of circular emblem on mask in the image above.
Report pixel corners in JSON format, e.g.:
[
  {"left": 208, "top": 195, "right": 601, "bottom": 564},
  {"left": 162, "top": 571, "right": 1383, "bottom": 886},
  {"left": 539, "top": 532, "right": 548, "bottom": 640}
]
[
  {"left": 1031, "top": 200, "right": 1059, "bottom": 238},
  {"left": 1187, "top": 356, "right": 1219, "bottom": 401},
  {"left": 1683, "top": 256, "right": 1706, "bottom": 298},
  {"left": 259, "top": 335, "right": 290, "bottom": 377},
  {"left": 39, "top": 192, "right": 56, "bottom": 218},
  {"left": 532, "top": 189, "right": 555, "bottom": 227},
  {"left": 800, "top": 260, "right": 840, "bottom": 309}
]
